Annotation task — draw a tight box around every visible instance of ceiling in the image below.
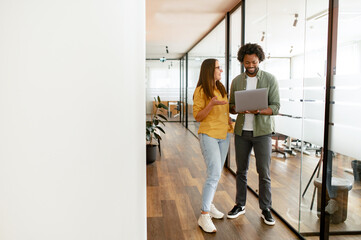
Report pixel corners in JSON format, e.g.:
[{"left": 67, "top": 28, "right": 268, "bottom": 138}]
[
  {"left": 146, "top": 0, "right": 361, "bottom": 60},
  {"left": 146, "top": 0, "right": 241, "bottom": 59}
]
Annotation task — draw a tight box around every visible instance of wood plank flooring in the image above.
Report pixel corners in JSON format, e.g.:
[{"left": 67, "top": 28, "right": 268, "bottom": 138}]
[
  {"left": 147, "top": 123, "right": 300, "bottom": 240},
  {"left": 226, "top": 135, "right": 361, "bottom": 235}
]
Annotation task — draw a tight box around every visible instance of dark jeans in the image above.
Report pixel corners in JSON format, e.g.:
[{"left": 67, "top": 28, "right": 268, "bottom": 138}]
[{"left": 235, "top": 131, "right": 272, "bottom": 210}]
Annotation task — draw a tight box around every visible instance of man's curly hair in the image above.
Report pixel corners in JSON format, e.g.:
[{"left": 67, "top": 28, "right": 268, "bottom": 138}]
[{"left": 237, "top": 43, "right": 265, "bottom": 63}]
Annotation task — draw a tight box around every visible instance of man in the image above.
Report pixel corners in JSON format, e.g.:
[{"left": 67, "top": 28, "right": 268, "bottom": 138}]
[{"left": 227, "top": 43, "right": 280, "bottom": 226}]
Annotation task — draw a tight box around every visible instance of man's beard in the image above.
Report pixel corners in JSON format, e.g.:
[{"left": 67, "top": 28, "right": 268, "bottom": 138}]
[{"left": 246, "top": 67, "right": 259, "bottom": 76}]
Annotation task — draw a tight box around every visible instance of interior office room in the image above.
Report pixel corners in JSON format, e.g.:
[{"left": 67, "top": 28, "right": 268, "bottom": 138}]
[{"left": 146, "top": 0, "right": 361, "bottom": 239}]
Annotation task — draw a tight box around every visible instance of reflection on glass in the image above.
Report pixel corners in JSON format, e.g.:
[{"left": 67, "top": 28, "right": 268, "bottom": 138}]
[
  {"left": 241, "top": 0, "right": 268, "bottom": 199},
  {"left": 187, "top": 19, "right": 226, "bottom": 136},
  {"left": 327, "top": 0, "right": 361, "bottom": 233},
  {"left": 298, "top": 0, "right": 328, "bottom": 234},
  {"left": 181, "top": 58, "right": 186, "bottom": 126},
  {"left": 229, "top": 6, "right": 243, "bottom": 173}
]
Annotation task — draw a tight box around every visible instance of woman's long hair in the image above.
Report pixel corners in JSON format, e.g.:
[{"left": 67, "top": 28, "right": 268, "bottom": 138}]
[{"left": 194, "top": 58, "right": 226, "bottom": 99}]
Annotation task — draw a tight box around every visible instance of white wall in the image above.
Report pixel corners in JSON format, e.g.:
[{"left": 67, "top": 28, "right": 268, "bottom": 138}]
[{"left": 0, "top": 1, "right": 146, "bottom": 240}]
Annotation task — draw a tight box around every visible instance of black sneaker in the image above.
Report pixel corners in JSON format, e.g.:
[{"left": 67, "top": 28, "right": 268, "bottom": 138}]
[
  {"left": 227, "top": 205, "right": 245, "bottom": 219},
  {"left": 261, "top": 209, "right": 275, "bottom": 225}
]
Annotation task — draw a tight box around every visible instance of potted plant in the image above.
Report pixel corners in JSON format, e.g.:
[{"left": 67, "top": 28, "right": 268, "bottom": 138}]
[{"left": 146, "top": 96, "right": 168, "bottom": 164}]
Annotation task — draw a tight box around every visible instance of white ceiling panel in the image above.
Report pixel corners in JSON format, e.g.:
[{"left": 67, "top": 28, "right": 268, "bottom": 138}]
[{"left": 146, "top": 0, "right": 240, "bottom": 59}]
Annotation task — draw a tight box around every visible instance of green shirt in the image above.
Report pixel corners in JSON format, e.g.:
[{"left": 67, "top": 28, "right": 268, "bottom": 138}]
[{"left": 229, "top": 70, "right": 280, "bottom": 137}]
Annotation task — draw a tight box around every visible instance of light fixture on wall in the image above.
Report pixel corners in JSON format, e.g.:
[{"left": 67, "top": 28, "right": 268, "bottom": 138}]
[
  {"left": 293, "top": 14, "right": 298, "bottom": 27},
  {"left": 261, "top": 31, "right": 265, "bottom": 42}
]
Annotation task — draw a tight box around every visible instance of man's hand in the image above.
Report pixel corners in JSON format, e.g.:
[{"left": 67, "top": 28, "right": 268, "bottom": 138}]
[
  {"left": 245, "top": 109, "right": 260, "bottom": 115},
  {"left": 230, "top": 106, "right": 237, "bottom": 114},
  {"left": 233, "top": 109, "right": 261, "bottom": 114}
]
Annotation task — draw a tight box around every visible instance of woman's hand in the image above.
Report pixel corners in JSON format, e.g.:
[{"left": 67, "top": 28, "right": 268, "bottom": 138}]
[
  {"left": 210, "top": 96, "right": 227, "bottom": 106},
  {"left": 195, "top": 96, "right": 227, "bottom": 122}
]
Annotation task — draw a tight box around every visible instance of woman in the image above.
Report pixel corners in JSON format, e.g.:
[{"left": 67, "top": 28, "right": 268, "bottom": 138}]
[{"left": 193, "top": 58, "right": 233, "bottom": 233}]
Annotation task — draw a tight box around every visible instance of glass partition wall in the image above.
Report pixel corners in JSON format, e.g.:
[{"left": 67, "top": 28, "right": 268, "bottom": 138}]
[
  {"left": 228, "top": 6, "right": 243, "bottom": 174},
  {"left": 146, "top": 60, "right": 181, "bottom": 122},
  {"left": 327, "top": 0, "right": 361, "bottom": 235},
  {"left": 237, "top": 0, "right": 361, "bottom": 237},
  {"left": 186, "top": 19, "right": 226, "bottom": 136},
  {"left": 243, "top": 0, "right": 307, "bottom": 234},
  {"left": 156, "top": 0, "right": 361, "bottom": 238}
]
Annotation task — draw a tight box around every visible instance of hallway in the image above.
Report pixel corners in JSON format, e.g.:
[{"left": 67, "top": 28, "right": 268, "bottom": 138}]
[{"left": 147, "top": 123, "right": 299, "bottom": 240}]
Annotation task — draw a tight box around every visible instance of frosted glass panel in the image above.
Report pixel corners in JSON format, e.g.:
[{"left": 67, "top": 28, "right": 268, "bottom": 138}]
[
  {"left": 280, "top": 88, "right": 303, "bottom": 100},
  {"left": 303, "top": 119, "right": 324, "bottom": 147},
  {"left": 303, "top": 88, "right": 325, "bottom": 101},
  {"left": 303, "top": 77, "right": 325, "bottom": 87},
  {"left": 330, "top": 104, "right": 361, "bottom": 127},
  {"left": 333, "top": 75, "right": 361, "bottom": 86},
  {"left": 279, "top": 100, "right": 303, "bottom": 117},
  {"left": 278, "top": 79, "right": 303, "bottom": 88},
  {"left": 279, "top": 78, "right": 303, "bottom": 117},
  {"left": 274, "top": 116, "right": 302, "bottom": 139},
  {"left": 327, "top": 0, "right": 361, "bottom": 234},
  {"left": 303, "top": 102, "right": 325, "bottom": 121},
  {"left": 332, "top": 75, "right": 361, "bottom": 103},
  {"left": 332, "top": 88, "right": 361, "bottom": 103},
  {"left": 330, "top": 124, "right": 361, "bottom": 160},
  {"left": 330, "top": 74, "right": 361, "bottom": 149}
]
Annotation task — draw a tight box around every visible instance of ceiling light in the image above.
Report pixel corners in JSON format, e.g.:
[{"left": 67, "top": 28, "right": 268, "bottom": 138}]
[
  {"left": 261, "top": 32, "right": 265, "bottom": 42},
  {"left": 293, "top": 14, "right": 298, "bottom": 27},
  {"left": 306, "top": 10, "right": 328, "bottom": 21}
]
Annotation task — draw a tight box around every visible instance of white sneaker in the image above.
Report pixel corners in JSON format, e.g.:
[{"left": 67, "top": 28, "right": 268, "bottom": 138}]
[
  {"left": 325, "top": 199, "right": 338, "bottom": 214},
  {"left": 210, "top": 203, "right": 224, "bottom": 219},
  {"left": 198, "top": 213, "right": 217, "bottom": 233}
]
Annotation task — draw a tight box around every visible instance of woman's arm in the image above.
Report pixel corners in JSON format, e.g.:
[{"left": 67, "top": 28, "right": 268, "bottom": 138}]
[{"left": 195, "top": 96, "right": 227, "bottom": 122}]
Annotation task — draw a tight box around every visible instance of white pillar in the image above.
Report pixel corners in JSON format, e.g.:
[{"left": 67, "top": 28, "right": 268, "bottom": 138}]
[{"left": 0, "top": 1, "right": 146, "bottom": 239}]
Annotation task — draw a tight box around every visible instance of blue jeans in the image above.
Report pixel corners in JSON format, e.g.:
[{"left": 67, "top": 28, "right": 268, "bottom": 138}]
[{"left": 199, "top": 133, "right": 230, "bottom": 212}]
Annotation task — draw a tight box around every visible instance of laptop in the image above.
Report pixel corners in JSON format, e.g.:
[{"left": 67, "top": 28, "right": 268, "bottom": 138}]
[{"left": 235, "top": 88, "right": 268, "bottom": 112}]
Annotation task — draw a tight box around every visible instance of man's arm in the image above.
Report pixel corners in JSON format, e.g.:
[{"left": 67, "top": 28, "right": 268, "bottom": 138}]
[
  {"left": 268, "top": 76, "right": 280, "bottom": 115},
  {"left": 229, "top": 79, "right": 237, "bottom": 114}
]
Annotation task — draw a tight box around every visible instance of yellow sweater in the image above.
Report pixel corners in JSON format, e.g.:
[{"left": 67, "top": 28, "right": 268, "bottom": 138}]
[{"left": 193, "top": 86, "right": 233, "bottom": 139}]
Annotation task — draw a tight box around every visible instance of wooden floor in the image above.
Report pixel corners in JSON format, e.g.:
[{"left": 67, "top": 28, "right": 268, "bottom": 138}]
[
  {"left": 147, "top": 123, "right": 301, "bottom": 240},
  {"left": 188, "top": 119, "right": 361, "bottom": 236}
]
